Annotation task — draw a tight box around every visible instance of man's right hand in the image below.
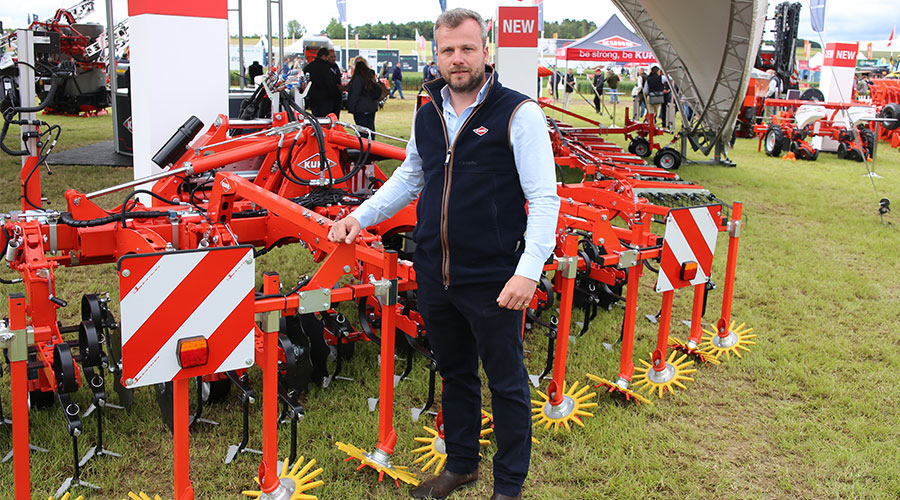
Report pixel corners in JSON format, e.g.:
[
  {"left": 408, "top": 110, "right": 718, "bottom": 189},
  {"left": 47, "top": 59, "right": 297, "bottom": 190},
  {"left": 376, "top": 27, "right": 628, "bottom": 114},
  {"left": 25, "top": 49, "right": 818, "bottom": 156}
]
[{"left": 328, "top": 216, "right": 362, "bottom": 244}]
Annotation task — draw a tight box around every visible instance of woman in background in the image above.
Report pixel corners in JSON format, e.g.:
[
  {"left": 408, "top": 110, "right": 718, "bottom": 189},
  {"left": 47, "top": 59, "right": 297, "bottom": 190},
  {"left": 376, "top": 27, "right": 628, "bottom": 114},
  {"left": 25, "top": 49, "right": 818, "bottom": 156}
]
[{"left": 347, "top": 57, "right": 382, "bottom": 136}]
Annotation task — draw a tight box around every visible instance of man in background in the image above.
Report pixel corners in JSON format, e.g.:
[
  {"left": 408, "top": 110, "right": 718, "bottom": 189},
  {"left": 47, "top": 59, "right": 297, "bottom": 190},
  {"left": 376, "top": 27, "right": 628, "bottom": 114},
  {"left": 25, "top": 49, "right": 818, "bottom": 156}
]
[
  {"left": 302, "top": 46, "right": 342, "bottom": 117},
  {"left": 389, "top": 61, "right": 405, "bottom": 99}
]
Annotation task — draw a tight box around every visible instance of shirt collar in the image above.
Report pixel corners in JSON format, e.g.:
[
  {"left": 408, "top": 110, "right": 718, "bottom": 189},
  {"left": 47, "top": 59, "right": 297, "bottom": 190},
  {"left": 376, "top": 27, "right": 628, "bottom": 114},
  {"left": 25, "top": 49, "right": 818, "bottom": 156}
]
[{"left": 439, "top": 73, "right": 492, "bottom": 114}]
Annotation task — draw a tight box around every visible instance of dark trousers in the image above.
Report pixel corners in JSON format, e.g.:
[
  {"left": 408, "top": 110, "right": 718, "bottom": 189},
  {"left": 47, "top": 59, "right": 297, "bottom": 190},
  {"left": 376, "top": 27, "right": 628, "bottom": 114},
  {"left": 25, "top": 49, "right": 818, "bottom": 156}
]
[
  {"left": 593, "top": 93, "right": 602, "bottom": 113},
  {"left": 416, "top": 279, "right": 532, "bottom": 497},
  {"left": 389, "top": 79, "right": 404, "bottom": 99},
  {"left": 352, "top": 112, "right": 375, "bottom": 133},
  {"left": 308, "top": 98, "right": 334, "bottom": 118}
]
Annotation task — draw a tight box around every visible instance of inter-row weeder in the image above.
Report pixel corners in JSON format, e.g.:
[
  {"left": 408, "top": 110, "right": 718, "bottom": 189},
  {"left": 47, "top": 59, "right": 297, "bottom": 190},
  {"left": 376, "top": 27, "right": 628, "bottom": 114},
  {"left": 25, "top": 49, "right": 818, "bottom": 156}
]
[
  {"left": 754, "top": 97, "right": 900, "bottom": 161},
  {"left": 1, "top": 64, "right": 752, "bottom": 498}
]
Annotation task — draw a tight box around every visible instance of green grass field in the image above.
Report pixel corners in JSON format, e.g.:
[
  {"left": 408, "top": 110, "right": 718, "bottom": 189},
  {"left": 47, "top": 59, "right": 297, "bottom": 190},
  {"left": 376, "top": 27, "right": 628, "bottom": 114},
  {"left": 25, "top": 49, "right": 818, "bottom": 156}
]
[{"left": 2, "top": 94, "right": 900, "bottom": 499}]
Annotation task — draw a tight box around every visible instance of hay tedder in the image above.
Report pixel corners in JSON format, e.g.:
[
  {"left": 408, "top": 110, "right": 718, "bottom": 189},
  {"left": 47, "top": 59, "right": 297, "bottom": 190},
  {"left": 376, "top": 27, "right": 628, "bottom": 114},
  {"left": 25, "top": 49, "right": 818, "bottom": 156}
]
[{"left": 2, "top": 48, "right": 752, "bottom": 498}]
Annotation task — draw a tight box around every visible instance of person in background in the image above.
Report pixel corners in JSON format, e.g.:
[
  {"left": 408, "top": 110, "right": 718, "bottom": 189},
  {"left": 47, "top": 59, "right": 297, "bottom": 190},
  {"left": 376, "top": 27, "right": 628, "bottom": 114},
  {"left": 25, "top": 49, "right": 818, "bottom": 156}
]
[
  {"left": 389, "top": 61, "right": 404, "bottom": 99},
  {"left": 563, "top": 68, "right": 575, "bottom": 110},
  {"left": 660, "top": 70, "right": 673, "bottom": 129},
  {"left": 632, "top": 67, "right": 646, "bottom": 119},
  {"left": 248, "top": 60, "right": 264, "bottom": 83},
  {"left": 423, "top": 60, "right": 432, "bottom": 81},
  {"left": 302, "top": 46, "right": 342, "bottom": 117},
  {"left": 592, "top": 68, "right": 604, "bottom": 113},
  {"left": 346, "top": 57, "right": 382, "bottom": 136},
  {"left": 605, "top": 67, "right": 620, "bottom": 104},
  {"left": 643, "top": 65, "right": 664, "bottom": 123},
  {"left": 329, "top": 8, "right": 558, "bottom": 500},
  {"left": 328, "top": 49, "right": 344, "bottom": 118}
]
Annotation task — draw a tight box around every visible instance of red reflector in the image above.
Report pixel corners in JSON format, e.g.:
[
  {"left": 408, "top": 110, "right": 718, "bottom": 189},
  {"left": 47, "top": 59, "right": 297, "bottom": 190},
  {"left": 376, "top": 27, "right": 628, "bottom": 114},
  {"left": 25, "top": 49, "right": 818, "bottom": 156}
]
[
  {"left": 177, "top": 336, "right": 209, "bottom": 369},
  {"left": 680, "top": 261, "right": 698, "bottom": 281}
]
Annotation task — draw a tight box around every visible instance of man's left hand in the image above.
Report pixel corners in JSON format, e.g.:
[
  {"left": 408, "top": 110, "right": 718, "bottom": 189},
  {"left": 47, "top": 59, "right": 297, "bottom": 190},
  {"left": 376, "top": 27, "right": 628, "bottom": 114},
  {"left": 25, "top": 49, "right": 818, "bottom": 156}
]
[{"left": 497, "top": 275, "right": 538, "bottom": 311}]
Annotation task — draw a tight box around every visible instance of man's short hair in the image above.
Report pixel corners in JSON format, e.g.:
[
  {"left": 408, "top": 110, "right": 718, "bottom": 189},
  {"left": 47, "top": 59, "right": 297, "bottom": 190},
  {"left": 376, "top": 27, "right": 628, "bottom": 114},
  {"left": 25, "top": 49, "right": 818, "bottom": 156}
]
[
  {"left": 316, "top": 47, "right": 330, "bottom": 58},
  {"left": 434, "top": 8, "right": 488, "bottom": 47}
]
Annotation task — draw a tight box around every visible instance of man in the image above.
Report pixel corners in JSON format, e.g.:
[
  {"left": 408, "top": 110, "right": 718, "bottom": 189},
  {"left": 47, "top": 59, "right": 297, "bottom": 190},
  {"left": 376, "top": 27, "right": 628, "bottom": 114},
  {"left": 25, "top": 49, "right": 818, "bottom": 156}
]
[
  {"left": 247, "top": 60, "right": 264, "bottom": 84},
  {"left": 328, "top": 8, "right": 558, "bottom": 500},
  {"left": 302, "top": 46, "right": 342, "bottom": 117},
  {"left": 389, "top": 61, "right": 405, "bottom": 99},
  {"left": 563, "top": 68, "right": 575, "bottom": 110},
  {"left": 605, "top": 67, "right": 620, "bottom": 104},
  {"left": 424, "top": 61, "right": 432, "bottom": 81},
  {"left": 328, "top": 49, "right": 344, "bottom": 118},
  {"left": 591, "top": 68, "right": 604, "bottom": 113}
]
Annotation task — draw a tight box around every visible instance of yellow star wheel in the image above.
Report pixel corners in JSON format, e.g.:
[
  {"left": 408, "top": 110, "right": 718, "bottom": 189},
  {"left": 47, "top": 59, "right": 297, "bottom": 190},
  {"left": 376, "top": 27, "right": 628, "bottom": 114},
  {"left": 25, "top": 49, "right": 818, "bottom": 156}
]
[
  {"left": 701, "top": 321, "right": 755, "bottom": 360},
  {"left": 241, "top": 456, "right": 324, "bottom": 499},
  {"left": 123, "top": 494, "right": 161, "bottom": 500},
  {"left": 411, "top": 415, "right": 491, "bottom": 474},
  {"left": 531, "top": 380, "right": 598, "bottom": 432},
  {"left": 52, "top": 494, "right": 84, "bottom": 500},
  {"left": 481, "top": 410, "right": 540, "bottom": 444},
  {"left": 669, "top": 337, "right": 721, "bottom": 366},
  {"left": 336, "top": 441, "right": 419, "bottom": 487},
  {"left": 632, "top": 352, "right": 697, "bottom": 399},
  {"left": 585, "top": 373, "right": 652, "bottom": 405}
]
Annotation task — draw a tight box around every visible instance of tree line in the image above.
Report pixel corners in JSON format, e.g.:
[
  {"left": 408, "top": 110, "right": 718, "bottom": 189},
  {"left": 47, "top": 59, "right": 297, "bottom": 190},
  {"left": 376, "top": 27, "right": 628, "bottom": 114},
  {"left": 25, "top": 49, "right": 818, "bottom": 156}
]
[{"left": 320, "top": 18, "right": 598, "bottom": 41}]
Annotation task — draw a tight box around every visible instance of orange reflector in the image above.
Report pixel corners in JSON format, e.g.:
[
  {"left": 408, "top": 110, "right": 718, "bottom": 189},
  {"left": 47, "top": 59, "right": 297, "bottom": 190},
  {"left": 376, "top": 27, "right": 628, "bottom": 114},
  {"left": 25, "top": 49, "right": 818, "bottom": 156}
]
[
  {"left": 680, "top": 261, "right": 698, "bottom": 281},
  {"left": 177, "top": 336, "right": 209, "bottom": 369}
]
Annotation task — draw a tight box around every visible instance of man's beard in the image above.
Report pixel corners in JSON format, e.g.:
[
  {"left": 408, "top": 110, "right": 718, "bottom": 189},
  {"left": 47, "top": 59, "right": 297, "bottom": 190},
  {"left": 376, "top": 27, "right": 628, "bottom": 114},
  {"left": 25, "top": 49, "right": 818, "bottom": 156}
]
[{"left": 447, "top": 65, "right": 485, "bottom": 93}]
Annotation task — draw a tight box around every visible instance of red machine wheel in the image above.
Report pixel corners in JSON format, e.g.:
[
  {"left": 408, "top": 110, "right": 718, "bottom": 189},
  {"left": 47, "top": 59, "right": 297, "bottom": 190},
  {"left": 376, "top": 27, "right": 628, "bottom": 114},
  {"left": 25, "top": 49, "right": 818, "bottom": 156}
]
[
  {"left": 628, "top": 137, "right": 651, "bottom": 157},
  {"left": 859, "top": 128, "right": 876, "bottom": 159},
  {"left": 764, "top": 125, "right": 785, "bottom": 156},
  {"left": 653, "top": 147, "right": 682, "bottom": 170}
]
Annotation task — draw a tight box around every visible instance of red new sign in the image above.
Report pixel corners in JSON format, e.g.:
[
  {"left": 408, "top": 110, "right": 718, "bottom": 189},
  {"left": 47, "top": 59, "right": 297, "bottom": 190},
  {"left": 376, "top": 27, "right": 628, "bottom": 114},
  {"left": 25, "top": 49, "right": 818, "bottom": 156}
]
[
  {"left": 823, "top": 42, "right": 858, "bottom": 68},
  {"left": 497, "top": 6, "right": 539, "bottom": 48}
]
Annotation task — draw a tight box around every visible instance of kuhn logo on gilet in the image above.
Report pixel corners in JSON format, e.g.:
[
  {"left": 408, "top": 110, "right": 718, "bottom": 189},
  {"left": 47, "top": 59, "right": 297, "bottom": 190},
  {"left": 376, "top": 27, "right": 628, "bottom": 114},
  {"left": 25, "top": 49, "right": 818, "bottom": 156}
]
[{"left": 473, "top": 126, "right": 488, "bottom": 136}]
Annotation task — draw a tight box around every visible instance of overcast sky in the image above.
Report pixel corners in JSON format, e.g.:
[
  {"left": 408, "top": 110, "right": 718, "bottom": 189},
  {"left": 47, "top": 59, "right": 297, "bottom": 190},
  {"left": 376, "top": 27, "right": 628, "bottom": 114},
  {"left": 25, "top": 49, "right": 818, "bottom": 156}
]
[{"left": 2, "top": 1, "right": 899, "bottom": 50}]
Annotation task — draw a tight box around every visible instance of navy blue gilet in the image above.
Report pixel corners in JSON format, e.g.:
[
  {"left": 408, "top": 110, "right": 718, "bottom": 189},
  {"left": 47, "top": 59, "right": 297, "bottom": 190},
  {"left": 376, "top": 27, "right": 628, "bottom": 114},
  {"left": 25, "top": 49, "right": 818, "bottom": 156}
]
[{"left": 412, "top": 67, "right": 532, "bottom": 287}]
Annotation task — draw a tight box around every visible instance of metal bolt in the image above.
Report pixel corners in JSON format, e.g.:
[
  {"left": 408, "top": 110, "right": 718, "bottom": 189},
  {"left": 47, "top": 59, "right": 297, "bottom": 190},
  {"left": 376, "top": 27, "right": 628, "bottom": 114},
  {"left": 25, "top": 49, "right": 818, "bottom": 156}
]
[
  {"left": 43, "top": 234, "right": 47, "bottom": 243},
  {"left": 343, "top": 265, "right": 351, "bottom": 273},
  {"left": 122, "top": 269, "right": 131, "bottom": 277},
  {"left": 601, "top": 215, "right": 608, "bottom": 221},
  {"left": 73, "top": 197, "right": 81, "bottom": 206},
  {"left": 245, "top": 257, "right": 253, "bottom": 265},
  {"left": 299, "top": 307, "right": 306, "bottom": 312},
  {"left": 245, "top": 358, "right": 254, "bottom": 366},
  {"left": 323, "top": 303, "right": 330, "bottom": 309},
  {"left": 298, "top": 292, "right": 305, "bottom": 299},
  {"left": 125, "top": 378, "right": 135, "bottom": 387},
  {"left": 324, "top": 289, "right": 330, "bottom": 295},
  {"left": 598, "top": 238, "right": 605, "bottom": 244}
]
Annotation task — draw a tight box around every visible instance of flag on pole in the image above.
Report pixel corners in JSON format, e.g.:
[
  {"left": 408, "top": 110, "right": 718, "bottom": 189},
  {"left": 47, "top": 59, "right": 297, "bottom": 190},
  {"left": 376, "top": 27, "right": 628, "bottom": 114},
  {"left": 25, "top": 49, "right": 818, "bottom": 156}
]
[
  {"left": 416, "top": 29, "right": 426, "bottom": 52},
  {"left": 889, "top": 25, "right": 895, "bottom": 48},
  {"left": 386, "top": 34, "right": 390, "bottom": 49},
  {"left": 534, "top": 0, "right": 544, "bottom": 32},
  {"left": 355, "top": 33, "right": 360, "bottom": 49},
  {"left": 867, "top": 42, "right": 873, "bottom": 59},
  {"left": 439, "top": 0, "right": 447, "bottom": 12},
  {"left": 804, "top": 39, "right": 810, "bottom": 59},
  {"left": 336, "top": 0, "right": 347, "bottom": 23},
  {"left": 487, "top": 18, "right": 493, "bottom": 32},
  {"left": 809, "top": 0, "right": 826, "bottom": 33}
]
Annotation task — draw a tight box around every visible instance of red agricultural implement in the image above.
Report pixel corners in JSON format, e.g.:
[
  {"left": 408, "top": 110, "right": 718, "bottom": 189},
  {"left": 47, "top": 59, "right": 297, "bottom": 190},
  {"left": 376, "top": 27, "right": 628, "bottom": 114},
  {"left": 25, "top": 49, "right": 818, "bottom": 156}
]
[
  {"left": 754, "top": 98, "right": 900, "bottom": 161},
  {"left": 2, "top": 1, "right": 111, "bottom": 116},
  {"left": 1, "top": 53, "right": 753, "bottom": 497}
]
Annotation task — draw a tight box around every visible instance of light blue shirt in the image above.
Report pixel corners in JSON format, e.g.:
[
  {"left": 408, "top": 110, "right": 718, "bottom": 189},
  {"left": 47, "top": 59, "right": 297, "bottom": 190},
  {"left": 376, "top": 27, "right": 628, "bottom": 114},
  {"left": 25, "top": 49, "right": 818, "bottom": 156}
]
[{"left": 351, "top": 77, "right": 559, "bottom": 282}]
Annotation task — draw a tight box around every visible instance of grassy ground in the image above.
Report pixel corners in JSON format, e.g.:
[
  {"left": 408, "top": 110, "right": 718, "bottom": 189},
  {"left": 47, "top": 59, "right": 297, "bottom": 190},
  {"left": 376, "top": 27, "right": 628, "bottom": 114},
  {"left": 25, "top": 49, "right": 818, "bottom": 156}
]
[{"left": 2, "top": 95, "right": 900, "bottom": 499}]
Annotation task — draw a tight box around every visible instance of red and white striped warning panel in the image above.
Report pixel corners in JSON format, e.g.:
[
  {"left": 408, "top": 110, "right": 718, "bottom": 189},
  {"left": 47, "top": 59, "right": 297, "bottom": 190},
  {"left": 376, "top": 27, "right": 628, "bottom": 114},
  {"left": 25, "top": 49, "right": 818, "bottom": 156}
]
[
  {"left": 118, "top": 246, "right": 256, "bottom": 388},
  {"left": 655, "top": 206, "right": 722, "bottom": 293}
]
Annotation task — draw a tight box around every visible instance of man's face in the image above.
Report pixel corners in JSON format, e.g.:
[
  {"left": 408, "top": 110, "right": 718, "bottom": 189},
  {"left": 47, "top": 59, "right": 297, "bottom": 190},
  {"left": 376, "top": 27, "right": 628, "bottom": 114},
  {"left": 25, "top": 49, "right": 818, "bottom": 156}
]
[
  {"left": 435, "top": 18, "right": 488, "bottom": 94},
  {"left": 328, "top": 51, "right": 336, "bottom": 63}
]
